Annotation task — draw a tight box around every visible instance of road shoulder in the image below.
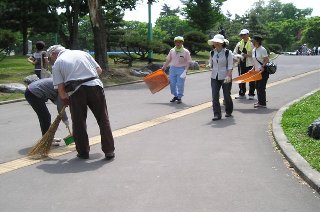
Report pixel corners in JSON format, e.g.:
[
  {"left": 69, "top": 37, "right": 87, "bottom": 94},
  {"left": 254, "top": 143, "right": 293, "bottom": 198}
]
[{"left": 272, "top": 88, "right": 320, "bottom": 193}]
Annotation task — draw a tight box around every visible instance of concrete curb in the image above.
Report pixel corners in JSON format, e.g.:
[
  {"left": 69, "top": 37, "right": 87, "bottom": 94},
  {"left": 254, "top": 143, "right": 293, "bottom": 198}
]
[
  {"left": 272, "top": 88, "right": 320, "bottom": 193},
  {"left": 0, "top": 70, "right": 210, "bottom": 105}
]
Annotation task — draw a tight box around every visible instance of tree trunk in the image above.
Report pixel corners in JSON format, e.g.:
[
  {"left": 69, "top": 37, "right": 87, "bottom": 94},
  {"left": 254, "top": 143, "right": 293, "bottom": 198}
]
[
  {"left": 88, "top": 0, "right": 108, "bottom": 72},
  {"left": 22, "top": 24, "right": 28, "bottom": 55}
]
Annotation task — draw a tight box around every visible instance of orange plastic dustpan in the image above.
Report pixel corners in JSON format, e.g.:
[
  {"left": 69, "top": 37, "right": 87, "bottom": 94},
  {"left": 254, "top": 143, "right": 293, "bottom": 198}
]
[
  {"left": 143, "top": 69, "right": 170, "bottom": 94},
  {"left": 233, "top": 71, "right": 261, "bottom": 83}
]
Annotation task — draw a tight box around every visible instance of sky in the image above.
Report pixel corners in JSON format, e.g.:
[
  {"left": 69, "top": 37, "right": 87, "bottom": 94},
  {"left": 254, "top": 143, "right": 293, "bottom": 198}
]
[{"left": 123, "top": 0, "right": 319, "bottom": 24}]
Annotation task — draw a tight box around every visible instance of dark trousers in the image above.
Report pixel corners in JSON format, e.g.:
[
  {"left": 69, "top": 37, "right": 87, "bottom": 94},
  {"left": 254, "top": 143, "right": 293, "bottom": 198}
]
[
  {"left": 35, "top": 69, "right": 41, "bottom": 79},
  {"left": 25, "top": 88, "right": 51, "bottom": 135},
  {"left": 69, "top": 86, "right": 115, "bottom": 155},
  {"left": 211, "top": 78, "right": 233, "bottom": 117},
  {"left": 256, "top": 71, "right": 269, "bottom": 105},
  {"left": 238, "top": 65, "right": 255, "bottom": 96}
]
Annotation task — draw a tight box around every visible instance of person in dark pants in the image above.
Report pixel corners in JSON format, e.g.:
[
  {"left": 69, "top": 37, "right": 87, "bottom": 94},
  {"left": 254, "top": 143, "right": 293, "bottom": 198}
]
[
  {"left": 48, "top": 45, "right": 115, "bottom": 160},
  {"left": 24, "top": 78, "right": 69, "bottom": 146},
  {"left": 233, "top": 29, "right": 255, "bottom": 100},
  {"left": 208, "top": 34, "right": 234, "bottom": 121},
  {"left": 250, "top": 35, "right": 270, "bottom": 108},
  {"left": 27, "top": 41, "right": 48, "bottom": 79}
]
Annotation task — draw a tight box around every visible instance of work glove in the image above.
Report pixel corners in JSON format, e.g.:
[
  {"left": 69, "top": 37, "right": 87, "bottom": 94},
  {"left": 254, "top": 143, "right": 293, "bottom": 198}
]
[
  {"left": 61, "top": 96, "right": 70, "bottom": 106},
  {"left": 180, "top": 70, "right": 187, "bottom": 79},
  {"left": 224, "top": 76, "right": 232, "bottom": 83}
]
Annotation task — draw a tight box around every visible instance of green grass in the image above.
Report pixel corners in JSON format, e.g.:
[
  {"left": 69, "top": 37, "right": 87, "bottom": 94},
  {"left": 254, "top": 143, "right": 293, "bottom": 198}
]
[
  {"left": 281, "top": 91, "right": 320, "bottom": 172},
  {"left": 0, "top": 52, "right": 209, "bottom": 102},
  {"left": 0, "top": 56, "right": 34, "bottom": 84}
]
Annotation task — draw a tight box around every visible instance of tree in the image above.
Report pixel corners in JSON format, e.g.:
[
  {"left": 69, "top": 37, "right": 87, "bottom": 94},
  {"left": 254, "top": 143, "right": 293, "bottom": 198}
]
[
  {"left": 160, "top": 3, "right": 180, "bottom": 17},
  {"left": 58, "top": 0, "right": 88, "bottom": 49},
  {"left": 183, "top": 31, "right": 208, "bottom": 55},
  {"left": 0, "top": 30, "right": 16, "bottom": 61},
  {"left": 182, "top": 0, "right": 226, "bottom": 32},
  {"left": 0, "top": 0, "right": 59, "bottom": 54},
  {"left": 154, "top": 16, "right": 193, "bottom": 40},
  {"left": 301, "top": 17, "right": 320, "bottom": 47}
]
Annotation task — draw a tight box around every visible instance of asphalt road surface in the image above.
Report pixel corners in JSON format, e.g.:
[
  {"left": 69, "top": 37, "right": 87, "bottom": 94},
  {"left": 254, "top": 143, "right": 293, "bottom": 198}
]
[{"left": 0, "top": 55, "right": 320, "bottom": 211}]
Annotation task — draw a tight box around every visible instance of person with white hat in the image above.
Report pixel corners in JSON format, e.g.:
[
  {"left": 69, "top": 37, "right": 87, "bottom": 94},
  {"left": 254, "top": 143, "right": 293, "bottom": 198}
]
[
  {"left": 208, "top": 34, "right": 234, "bottom": 121},
  {"left": 162, "top": 36, "right": 192, "bottom": 104},
  {"left": 233, "top": 29, "right": 255, "bottom": 100}
]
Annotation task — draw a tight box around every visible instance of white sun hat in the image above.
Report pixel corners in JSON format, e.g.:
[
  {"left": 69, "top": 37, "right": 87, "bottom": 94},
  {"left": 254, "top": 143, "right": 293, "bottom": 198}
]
[
  {"left": 239, "top": 29, "right": 249, "bottom": 35},
  {"left": 208, "top": 34, "right": 225, "bottom": 45}
]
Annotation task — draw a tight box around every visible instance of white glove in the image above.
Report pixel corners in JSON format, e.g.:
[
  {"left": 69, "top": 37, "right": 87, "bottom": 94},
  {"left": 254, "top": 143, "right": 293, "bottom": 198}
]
[
  {"left": 224, "top": 76, "right": 232, "bottom": 83},
  {"left": 180, "top": 70, "right": 187, "bottom": 79},
  {"left": 234, "top": 54, "right": 244, "bottom": 60},
  {"left": 63, "top": 120, "right": 70, "bottom": 127}
]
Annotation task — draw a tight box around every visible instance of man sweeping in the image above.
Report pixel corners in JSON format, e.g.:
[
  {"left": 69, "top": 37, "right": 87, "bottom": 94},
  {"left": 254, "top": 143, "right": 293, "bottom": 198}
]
[
  {"left": 47, "top": 45, "right": 115, "bottom": 160},
  {"left": 25, "top": 78, "right": 69, "bottom": 146}
]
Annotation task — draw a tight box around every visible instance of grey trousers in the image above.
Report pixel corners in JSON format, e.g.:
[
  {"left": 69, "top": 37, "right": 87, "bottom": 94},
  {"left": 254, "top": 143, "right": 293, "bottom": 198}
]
[{"left": 211, "top": 78, "right": 233, "bottom": 117}]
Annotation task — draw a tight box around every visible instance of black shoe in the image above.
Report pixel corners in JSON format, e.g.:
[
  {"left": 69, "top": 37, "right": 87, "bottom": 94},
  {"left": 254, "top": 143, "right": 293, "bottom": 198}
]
[
  {"left": 77, "top": 153, "right": 89, "bottom": 159},
  {"left": 225, "top": 113, "right": 232, "bottom": 117},
  {"left": 177, "top": 98, "right": 182, "bottom": 104},
  {"left": 170, "top": 97, "right": 178, "bottom": 102},
  {"left": 105, "top": 152, "right": 115, "bottom": 160},
  {"left": 212, "top": 116, "right": 221, "bottom": 121}
]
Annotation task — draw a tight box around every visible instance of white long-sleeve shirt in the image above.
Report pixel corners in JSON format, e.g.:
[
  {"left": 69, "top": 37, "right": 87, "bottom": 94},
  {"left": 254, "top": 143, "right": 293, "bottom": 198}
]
[{"left": 209, "top": 49, "right": 233, "bottom": 80}]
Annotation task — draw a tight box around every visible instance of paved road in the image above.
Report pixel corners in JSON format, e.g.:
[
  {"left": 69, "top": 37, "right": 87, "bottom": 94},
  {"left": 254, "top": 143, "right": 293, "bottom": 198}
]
[{"left": 0, "top": 55, "right": 320, "bottom": 211}]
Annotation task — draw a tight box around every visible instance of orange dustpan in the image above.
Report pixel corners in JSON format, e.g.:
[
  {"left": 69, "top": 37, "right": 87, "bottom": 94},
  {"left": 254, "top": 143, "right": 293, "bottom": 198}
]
[
  {"left": 143, "top": 69, "right": 170, "bottom": 94},
  {"left": 233, "top": 71, "right": 261, "bottom": 83}
]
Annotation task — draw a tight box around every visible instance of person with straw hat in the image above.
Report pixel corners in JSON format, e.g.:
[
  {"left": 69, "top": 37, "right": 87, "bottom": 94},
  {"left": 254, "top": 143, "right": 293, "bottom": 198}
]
[
  {"left": 47, "top": 45, "right": 115, "bottom": 160},
  {"left": 208, "top": 34, "right": 234, "bottom": 121},
  {"left": 24, "top": 78, "right": 69, "bottom": 146},
  {"left": 162, "top": 36, "right": 192, "bottom": 104}
]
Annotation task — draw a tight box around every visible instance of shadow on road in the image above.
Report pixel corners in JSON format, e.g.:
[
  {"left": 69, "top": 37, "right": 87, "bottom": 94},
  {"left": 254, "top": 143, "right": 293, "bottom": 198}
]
[
  {"left": 36, "top": 153, "right": 113, "bottom": 174},
  {"left": 146, "top": 102, "right": 192, "bottom": 109},
  {"left": 234, "top": 108, "right": 278, "bottom": 114}
]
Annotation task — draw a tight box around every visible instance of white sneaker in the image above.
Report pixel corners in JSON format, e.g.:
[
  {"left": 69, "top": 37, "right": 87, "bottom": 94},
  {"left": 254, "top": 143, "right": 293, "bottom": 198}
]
[
  {"left": 235, "top": 95, "right": 246, "bottom": 99},
  {"left": 248, "top": 95, "right": 255, "bottom": 100},
  {"left": 52, "top": 138, "right": 61, "bottom": 146}
]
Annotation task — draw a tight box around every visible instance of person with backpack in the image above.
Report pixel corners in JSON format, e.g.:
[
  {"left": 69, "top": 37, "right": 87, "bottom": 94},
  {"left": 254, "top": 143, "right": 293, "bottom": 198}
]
[
  {"left": 27, "top": 41, "right": 48, "bottom": 79},
  {"left": 233, "top": 29, "right": 255, "bottom": 100},
  {"left": 250, "top": 35, "right": 270, "bottom": 108},
  {"left": 208, "top": 34, "right": 234, "bottom": 121}
]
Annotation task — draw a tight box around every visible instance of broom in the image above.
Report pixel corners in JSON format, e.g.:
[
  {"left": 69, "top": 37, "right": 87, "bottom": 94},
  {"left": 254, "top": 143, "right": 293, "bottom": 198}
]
[{"left": 28, "top": 106, "right": 66, "bottom": 158}]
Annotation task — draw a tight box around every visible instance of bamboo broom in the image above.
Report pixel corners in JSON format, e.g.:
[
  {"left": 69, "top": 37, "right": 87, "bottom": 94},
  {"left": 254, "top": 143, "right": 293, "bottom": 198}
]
[{"left": 28, "top": 106, "right": 66, "bottom": 158}]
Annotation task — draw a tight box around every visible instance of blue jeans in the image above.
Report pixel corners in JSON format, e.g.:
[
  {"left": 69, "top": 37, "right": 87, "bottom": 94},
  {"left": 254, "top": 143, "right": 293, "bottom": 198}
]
[
  {"left": 169, "top": 66, "right": 185, "bottom": 99},
  {"left": 211, "top": 78, "right": 233, "bottom": 117}
]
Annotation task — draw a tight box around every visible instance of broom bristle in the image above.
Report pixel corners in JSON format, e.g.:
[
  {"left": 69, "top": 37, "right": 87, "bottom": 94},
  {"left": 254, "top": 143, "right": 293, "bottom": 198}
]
[{"left": 28, "top": 114, "right": 62, "bottom": 158}]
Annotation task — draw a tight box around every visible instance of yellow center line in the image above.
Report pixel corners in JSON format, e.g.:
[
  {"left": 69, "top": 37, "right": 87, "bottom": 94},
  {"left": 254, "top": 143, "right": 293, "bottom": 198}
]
[{"left": 1, "top": 69, "right": 319, "bottom": 175}]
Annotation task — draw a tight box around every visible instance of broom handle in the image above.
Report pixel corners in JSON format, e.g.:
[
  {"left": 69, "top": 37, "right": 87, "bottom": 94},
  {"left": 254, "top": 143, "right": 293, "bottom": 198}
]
[{"left": 67, "top": 125, "right": 72, "bottom": 135}]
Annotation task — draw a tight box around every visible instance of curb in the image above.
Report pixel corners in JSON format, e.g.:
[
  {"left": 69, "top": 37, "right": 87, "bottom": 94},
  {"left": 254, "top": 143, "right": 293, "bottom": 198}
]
[
  {"left": 272, "top": 88, "right": 320, "bottom": 193},
  {"left": 0, "top": 69, "right": 210, "bottom": 105}
]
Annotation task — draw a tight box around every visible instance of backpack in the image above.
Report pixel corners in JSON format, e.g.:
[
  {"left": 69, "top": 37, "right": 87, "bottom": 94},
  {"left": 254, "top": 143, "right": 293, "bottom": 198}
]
[{"left": 210, "top": 49, "right": 230, "bottom": 70}]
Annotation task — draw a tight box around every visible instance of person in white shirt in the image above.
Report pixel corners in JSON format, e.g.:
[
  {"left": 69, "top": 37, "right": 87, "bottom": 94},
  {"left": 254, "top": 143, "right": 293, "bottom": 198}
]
[
  {"left": 250, "top": 35, "right": 270, "bottom": 108},
  {"left": 233, "top": 29, "right": 255, "bottom": 100},
  {"left": 208, "top": 34, "right": 234, "bottom": 121},
  {"left": 47, "top": 45, "right": 115, "bottom": 160}
]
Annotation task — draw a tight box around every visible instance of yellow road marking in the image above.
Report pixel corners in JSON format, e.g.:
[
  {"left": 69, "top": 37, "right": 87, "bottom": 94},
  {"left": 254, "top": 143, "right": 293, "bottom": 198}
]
[{"left": 1, "top": 69, "right": 319, "bottom": 175}]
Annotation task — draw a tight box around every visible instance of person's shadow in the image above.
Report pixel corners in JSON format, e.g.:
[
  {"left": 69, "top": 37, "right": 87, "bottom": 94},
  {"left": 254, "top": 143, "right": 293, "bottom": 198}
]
[{"left": 36, "top": 153, "right": 113, "bottom": 174}]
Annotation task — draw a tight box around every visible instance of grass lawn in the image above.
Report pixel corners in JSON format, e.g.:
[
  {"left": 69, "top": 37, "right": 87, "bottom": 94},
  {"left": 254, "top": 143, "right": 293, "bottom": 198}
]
[
  {"left": 0, "top": 52, "right": 209, "bottom": 102},
  {"left": 281, "top": 90, "right": 320, "bottom": 172}
]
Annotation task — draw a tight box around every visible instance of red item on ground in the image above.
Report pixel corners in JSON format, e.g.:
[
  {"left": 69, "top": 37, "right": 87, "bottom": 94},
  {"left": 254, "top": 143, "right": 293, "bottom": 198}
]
[{"left": 143, "top": 69, "right": 170, "bottom": 94}]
